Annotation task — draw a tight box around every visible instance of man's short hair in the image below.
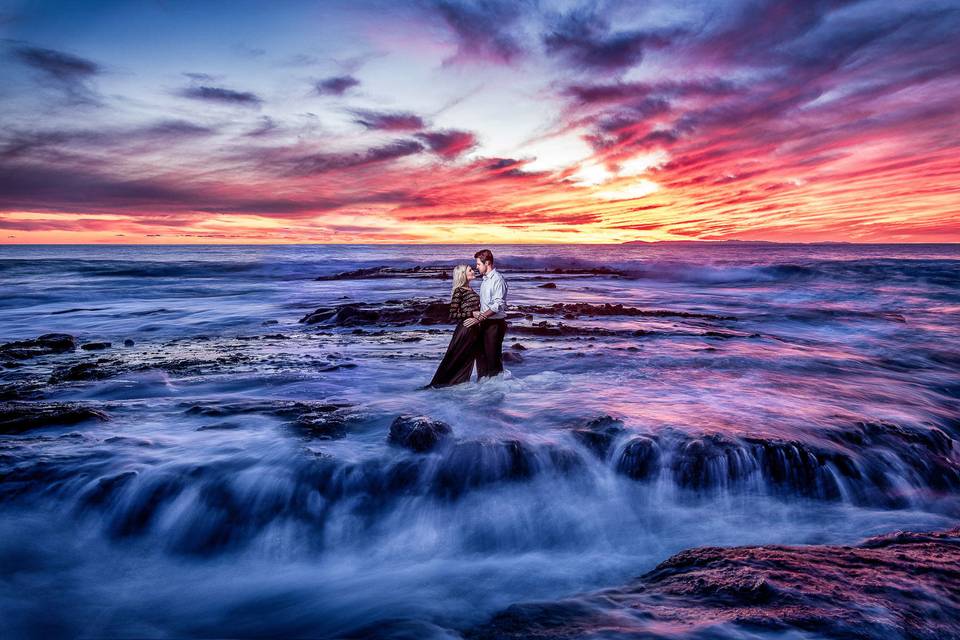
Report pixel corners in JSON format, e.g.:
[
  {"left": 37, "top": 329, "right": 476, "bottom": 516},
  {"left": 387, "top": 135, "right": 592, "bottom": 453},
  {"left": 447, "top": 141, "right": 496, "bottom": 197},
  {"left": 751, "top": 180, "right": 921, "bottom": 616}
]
[{"left": 474, "top": 249, "right": 494, "bottom": 265}]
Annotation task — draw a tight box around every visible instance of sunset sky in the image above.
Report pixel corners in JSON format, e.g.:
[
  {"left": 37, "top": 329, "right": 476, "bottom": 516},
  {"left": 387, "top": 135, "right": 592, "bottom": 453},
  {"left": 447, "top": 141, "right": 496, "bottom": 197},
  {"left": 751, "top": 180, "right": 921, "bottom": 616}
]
[{"left": 1, "top": 0, "right": 958, "bottom": 244}]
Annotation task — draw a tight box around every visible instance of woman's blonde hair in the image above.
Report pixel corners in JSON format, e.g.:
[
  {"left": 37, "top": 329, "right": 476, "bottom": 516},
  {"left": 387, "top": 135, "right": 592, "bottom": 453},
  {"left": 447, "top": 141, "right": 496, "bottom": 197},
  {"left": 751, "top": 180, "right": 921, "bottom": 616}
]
[{"left": 451, "top": 264, "right": 470, "bottom": 294}]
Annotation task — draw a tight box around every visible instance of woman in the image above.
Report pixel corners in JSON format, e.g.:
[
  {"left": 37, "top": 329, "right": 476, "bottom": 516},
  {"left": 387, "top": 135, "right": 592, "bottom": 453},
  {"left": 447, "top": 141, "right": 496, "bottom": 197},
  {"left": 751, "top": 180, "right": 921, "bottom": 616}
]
[{"left": 427, "top": 264, "right": 481, "bottom": 387}]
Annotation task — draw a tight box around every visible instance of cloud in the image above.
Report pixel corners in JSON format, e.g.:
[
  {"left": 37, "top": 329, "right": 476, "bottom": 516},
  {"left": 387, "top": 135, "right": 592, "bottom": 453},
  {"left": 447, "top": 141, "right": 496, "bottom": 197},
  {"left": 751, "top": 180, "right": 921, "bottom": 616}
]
[
  {"left": 12, "top": 45, "right": 102, "bottom": 104},
  {"left": 179, "top": 85, "right": 263, "bottom": 106},
  {"left": 416, "top": 130, "right": 477, "bottom": 158},
  {"left": 352, "top": 109, "right": 426, "bottom": 131},
  {"left": 285, "top": 139, "right": 425, "bottom": 176},
  {"left": 316, "top": 74, "right": 360, "bottom": 96},
  {"left": 543, "top": 10, "right": 678, "bottom": 72},
  {"left": 432, "top": 0, "right": 527, "bottom": 64}
]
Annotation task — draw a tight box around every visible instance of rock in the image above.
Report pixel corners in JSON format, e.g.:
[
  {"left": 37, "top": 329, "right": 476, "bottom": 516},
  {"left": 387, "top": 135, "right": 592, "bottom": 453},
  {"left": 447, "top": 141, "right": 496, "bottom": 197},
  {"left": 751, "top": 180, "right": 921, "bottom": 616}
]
[
  {"left": 571, "top": 415, "right": 625, "bottom": 458},
  {"left": 513, "top": 302, "right": 735, "bottom": 321},
  {"left": 0, "top": 402, "right": 109, "bottom": 434},
  {"left": 80, "top": 341, "right": 112, "bottom": 351},
  {"left": 616, "top": 436, "right": 660, "bottom": 480},
  {"left": 510, "top": 343, "right": 527, "bottom": 351},
  {"left": 468, "top": 526, "right": 960, "bottom": 640},
  {"left": 124, "top": 339, "right": 135, "bottom": 347},
  {"left": 388, "top": 415, "right": 452, "bottom": 452},
  {"left": 261, "top": 320, "right": 279, "bottom": 326},
  {"left": 49, "top": 361, "right": 116, "bottom": 384},
  {"left": 299, "top": 300, "right": 450, "bottom": 327},
  {"left": 502, "top": 351, "right": 523, "bottom": 364},
  {"left": 537, "top": 282, "right": 557, "bottom": 289},
  {"left": 0, "top": 333, "right": 76, "bottom": 359},
  {"left": 315, "top": 265, "right": 450, "bottom": 281}
]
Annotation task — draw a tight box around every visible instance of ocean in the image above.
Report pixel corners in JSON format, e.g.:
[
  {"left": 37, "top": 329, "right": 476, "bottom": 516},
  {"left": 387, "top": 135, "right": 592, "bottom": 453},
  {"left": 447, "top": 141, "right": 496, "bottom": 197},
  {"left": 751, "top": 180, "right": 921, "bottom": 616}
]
[{"left": 1, "top": 243, "right": 958, "bottom": 638}]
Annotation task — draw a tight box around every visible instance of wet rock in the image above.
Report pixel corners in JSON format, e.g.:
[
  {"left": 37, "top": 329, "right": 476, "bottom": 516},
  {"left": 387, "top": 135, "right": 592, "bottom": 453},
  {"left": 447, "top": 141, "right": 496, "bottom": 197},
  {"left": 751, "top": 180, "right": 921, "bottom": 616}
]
[
  {"left": 433, "top": 439, "right": 535, "bottom": 498},
  {"left": 183, "top": 399, "right": 347, "bottom": 420},
  {"left": 468, "top": 526, "right": 960, "bottom": 640},
  {"left": 509, "top": 322, "right": 620, "bottom": 338},
  {"left": 261, "top": 320, "right": 279, "bottom": 326},
  {"left": 123, "top": 338, "right": 135, "bottom": 347},
  {"left": 299, "top": 299, "right": 450, "bottom": 327},
  {"left": 670, "top": 434, "right": 760, "bottom": 490},
  {"left": 537, "top": 282, "right": 557, "bottom": 289},
  {"left": 49, "top": 361, "right": 117, "bottom": 383},
  {"left": 0, "top": 402, "right": 109, "bottom": 434},
  {"left": 0, "top": 333, "right": 76, "bottom": 360},
  {"left": 616, "top": 436, "right": 660, "bottom": 480},
  {"left": 315, "top": 265, "right": 450, "bottom": 281},
  {"left": 80, "top": 341, "right": 112, "bottom": 351},
  {"left": 388, "top": 415, "right": 452, "bottom": 452},
  {"left": 514, "top": 302, "right": 735, "bottom": 321},
  {"left": 502, "top": 351, "right": 523, "bottom": 364},
  {"left": 571, "top": 415, "right": 625, "bottom": 458},
  {"left": 510, "top": 343, "right": 526, "bottom": 351}
]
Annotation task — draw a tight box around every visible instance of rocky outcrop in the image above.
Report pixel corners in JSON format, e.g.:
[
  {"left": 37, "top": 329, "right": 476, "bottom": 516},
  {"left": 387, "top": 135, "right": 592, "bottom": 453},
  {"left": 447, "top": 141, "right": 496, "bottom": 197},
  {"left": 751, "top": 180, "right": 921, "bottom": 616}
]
[
  {"left": 315, "top": 265, "right": 450, "bottom": 281},
  {"left": 514, "top": 302, "right": 735, "bottom": 321},
  {"left": 299, "top": 300, "right": 449, "bottom": 327},
  {"left": 468, "top": 527, "right": 960, "bottom": 640},
  {"left": 0, "top": 402, "right": 108, "bottom": 434},
  {"left": 0, "top": 333, "right": 76, "bottom": 360},
  {"left": 388, "top": 415, "right": 452, "bottom": 452}
]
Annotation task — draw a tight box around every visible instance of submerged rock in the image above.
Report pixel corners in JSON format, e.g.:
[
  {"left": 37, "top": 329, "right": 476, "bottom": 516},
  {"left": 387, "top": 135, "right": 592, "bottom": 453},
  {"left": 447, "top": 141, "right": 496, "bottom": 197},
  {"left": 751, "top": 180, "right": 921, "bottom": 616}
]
[
  {"left": 537, "top": 282, "right": 557, "bottom": 289},
  {"left": 0, "top": 333, "right": 76, "bottom": 360},
  {"left": 388, "top": 415, "right": 452, "bottom": 452},
  {"left": 49, "top": 360, "right": 125, "bottom": 384},
  {"left": 0, "top": 402, "right": 108, "bottom": 433},
  {"left": 80, "top": 341, "right": 112, "bottom": 351},
  {"left": 467, "top": 526, "right": 960, "bottom": 640},
  {"left": 315, "top": 265, "right": 450, "bottom": 281},
  {"left": 514, "top": 302, "right": 736, "bottom": 321},
  {"left": 299, "top": 300, "right": 449, "bottom": 327},
  {"left": 616, "top": 435, "right": 660, "bottom": 480},
  {"left": 571, "top": 415, "right": 626, "bottom": 458}
]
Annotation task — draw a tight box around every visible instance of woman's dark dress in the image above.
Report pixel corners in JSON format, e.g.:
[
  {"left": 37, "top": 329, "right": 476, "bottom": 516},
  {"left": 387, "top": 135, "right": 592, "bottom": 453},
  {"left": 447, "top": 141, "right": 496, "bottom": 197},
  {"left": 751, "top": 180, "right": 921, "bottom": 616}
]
[{"left": 428, "top": 286, "right": 481, "bottom": 387}]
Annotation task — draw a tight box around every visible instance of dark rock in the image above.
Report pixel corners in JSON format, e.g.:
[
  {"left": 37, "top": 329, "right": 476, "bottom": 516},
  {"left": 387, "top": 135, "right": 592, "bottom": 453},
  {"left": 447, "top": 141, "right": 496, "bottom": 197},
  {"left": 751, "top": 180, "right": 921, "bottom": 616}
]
[
  {"left": 196, "top": 422, "right": 241, "bottom": 431},
  {"left": 49, "top": 361, "right": 116, "bottom": 384},
  {"left": 123, "top": 339, "right": 135, "bottom": 347},
  {"left": 388, "top": 415, "right": 452, "bottom": 452},
  {"left": 467, "top": 526, "right": 960, "bottom": 640},
  {"left": 0, "top": 333, "right": 76, "bottom": 359},
  {"left": 0, "top": 402, "right": 109, "bottom": 434},
  {"left": 514, "top": 302, "right": 736, "bottom": 321},
  {"left": 571, "top": 415, "right": 625, "bottom": 458},
  {"left": 433, "top": 440, "right": 535, "bottom": 498},
  {"left": 294, "top": 413, "right": 350, "bottom": 439},
  {"left": 616, "top": 435, "right": 661, "bottom": 480},
  {"left": 183, "top": 399, "right": 346, "bottom": 420},
  {"left": 315, "top": 265, "right": 450, "bottom": 281},
  {"left": 537, "top": 282, "right": 557, "bottom": 289},
  {"left": 510, "top": 343, "right": 527, "bottom": 351},
  {"left": 299, "top": 299, "right": 450, "bottom": 327},
  {"left": 502, "top": 351, "right": 523, "bottom": 364},
  {"left": 80, "top": 341, "right": 112, "bottom": 351},
  {"left": 261, "top": 320, "right": 279, "bottom": 326}
]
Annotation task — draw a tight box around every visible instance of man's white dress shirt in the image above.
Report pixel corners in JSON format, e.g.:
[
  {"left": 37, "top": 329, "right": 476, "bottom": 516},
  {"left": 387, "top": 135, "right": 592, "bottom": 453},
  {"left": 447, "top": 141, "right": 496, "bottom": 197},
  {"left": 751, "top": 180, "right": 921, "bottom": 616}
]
[{"left": 479, "top": 268, "right": 508, "bottom": 320}]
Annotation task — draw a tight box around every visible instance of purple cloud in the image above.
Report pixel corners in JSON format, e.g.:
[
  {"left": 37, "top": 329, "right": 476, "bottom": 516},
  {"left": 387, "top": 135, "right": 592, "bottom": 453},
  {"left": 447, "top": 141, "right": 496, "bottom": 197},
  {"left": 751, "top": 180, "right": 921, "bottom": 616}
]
[{"left": 316, "top": 75, "right": 360, "bottom": 96}]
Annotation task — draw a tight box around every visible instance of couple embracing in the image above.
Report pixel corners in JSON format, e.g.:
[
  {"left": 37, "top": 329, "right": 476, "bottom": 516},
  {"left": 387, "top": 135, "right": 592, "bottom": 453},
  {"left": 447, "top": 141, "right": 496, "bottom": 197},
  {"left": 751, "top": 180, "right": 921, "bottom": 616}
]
[{"left": 427, "top": 249, "right": 508, "bottom": 388}]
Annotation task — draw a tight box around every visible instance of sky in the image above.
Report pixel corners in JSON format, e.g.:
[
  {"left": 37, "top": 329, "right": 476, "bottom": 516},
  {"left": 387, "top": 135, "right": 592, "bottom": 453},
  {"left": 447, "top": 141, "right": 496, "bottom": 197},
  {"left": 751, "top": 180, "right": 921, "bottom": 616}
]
[{"left": 1, "top": 0, "right": 958, "bottom": 244}]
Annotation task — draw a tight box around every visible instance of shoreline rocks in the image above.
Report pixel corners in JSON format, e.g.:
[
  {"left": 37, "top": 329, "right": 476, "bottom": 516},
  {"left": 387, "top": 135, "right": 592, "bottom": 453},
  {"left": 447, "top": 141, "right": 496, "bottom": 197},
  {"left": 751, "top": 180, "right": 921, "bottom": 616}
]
[
  {"left": 388, "top": 415, "right": 452, "bottom": 452},
  {"left": 0, "top": 333, "right": 76, "bottom": 360},
  {"left": 0, "top": 402, "right": 109, "bottom": 434},
  {"left": 467, "top": 526, "right": 960, "bottom": 639}
]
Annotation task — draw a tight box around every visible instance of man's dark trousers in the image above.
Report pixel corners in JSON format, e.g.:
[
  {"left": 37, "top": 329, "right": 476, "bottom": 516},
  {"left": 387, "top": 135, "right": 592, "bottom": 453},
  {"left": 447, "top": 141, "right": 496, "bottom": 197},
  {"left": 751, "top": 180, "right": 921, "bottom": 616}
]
[{"left": 476, "top": 318, "right": 507, "bottom": 378}]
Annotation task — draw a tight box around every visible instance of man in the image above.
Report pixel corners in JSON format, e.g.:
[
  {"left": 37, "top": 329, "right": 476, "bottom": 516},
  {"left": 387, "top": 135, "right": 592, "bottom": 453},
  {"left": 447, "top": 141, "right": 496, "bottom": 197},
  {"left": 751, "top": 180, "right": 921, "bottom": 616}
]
[{"left": 472, "top": 248, "right": 508, "bottom": 379}]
